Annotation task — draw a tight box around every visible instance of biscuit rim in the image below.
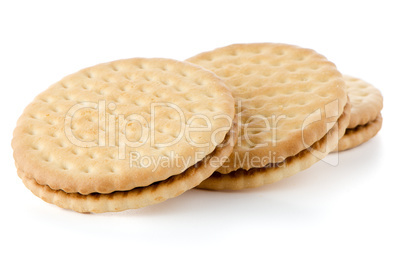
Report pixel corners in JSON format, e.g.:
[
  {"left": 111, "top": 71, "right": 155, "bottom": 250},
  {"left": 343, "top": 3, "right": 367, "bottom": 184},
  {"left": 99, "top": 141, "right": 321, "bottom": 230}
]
[
  {"left": 336, "top": 113, "right": 382, "bottom": 152},
  {"left": 343, "top": 75, "right": 383, "bottom": 128},
  {"left": 18, "top": 117, "right": 239, "bottom": 213},
  {"left": 196, "top": 101, "right": 350, "bottom": 190}
]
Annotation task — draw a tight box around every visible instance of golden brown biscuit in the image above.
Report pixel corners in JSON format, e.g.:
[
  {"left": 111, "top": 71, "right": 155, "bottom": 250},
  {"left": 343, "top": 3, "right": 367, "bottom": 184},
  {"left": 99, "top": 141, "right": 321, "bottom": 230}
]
[
  {"left": 335, "top": 75, "right": 383, "bottom": 151},
  {"left": 343, "top": 75, "right": 383, "bottom": 128},
  {"left": 187, "top": 43, "right": 348, "bottom": 174},
  {"left": 12, "top": 58, "right": 237, "bottom": 212}
]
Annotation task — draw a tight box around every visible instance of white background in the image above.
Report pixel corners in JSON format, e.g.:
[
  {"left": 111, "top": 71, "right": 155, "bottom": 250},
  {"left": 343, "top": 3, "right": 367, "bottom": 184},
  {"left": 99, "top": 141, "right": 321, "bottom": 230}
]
[{"left": 1, "top": 1, "right": 401, "bottom": 265}]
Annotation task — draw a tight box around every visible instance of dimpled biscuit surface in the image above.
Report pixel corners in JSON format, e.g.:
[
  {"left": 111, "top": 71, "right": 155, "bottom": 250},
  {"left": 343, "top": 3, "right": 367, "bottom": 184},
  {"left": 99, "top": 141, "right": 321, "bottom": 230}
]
[
  {"left": 342, "top": 75, "right": 383, "bottom": 128},
  {"left": 12, "top": 58, "right": 235, "bottom": 195},
  {"left": 187, "top": 43, "right": 347, "bottom": 173}
]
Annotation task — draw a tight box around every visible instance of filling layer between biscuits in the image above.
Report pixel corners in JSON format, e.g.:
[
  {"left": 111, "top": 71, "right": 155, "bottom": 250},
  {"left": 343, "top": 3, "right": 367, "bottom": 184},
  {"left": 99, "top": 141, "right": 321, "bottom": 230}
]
[
  {"left": 18, "top": 120, "right": 238, "bottom": 212},
  {"left": 337, "top": 113, "right": 382, "bottom": 151},
  {"left": 197, "top": 102, "right": 351, "bottom": 190},
  {"left": 344, "top": 114, "right": 382, "bottom": 136}
]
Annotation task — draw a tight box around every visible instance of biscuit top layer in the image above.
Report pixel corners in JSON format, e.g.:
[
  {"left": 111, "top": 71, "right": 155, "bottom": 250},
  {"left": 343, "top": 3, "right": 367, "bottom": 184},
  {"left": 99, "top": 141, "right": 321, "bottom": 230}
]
[
  {"left": 187, "top": 43, "right": 347, "bottom": 173},
  {"left": 343, "top": 75, "right": 383, "bottom": 128},
  {"left": 12, "top": 58, "right": 235, "bottom": 194}
]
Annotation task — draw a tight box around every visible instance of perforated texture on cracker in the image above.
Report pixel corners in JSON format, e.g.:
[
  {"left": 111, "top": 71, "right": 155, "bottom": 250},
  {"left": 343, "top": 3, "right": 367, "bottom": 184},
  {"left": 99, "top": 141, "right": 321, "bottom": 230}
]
[
  {"left": 12, "top": 58, "right": 235, "bottom": 194},
  {"left": 343, "top": 75, "right": 383, "bottom": 128},
  {"left": 187, "top": 43, "right": 347, "bottom": 173}
]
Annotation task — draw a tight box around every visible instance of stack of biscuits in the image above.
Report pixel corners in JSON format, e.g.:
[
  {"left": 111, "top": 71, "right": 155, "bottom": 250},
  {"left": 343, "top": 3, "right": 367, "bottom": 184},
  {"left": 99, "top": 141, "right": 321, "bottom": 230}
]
[{"left": 12, "top": 43, "right": 383, "bottom": 213}]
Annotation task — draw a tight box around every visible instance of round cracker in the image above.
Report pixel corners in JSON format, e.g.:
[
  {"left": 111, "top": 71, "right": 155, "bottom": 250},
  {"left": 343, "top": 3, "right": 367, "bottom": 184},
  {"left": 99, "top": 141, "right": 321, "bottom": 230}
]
[
  {"left": 19, "top": 123, "right": 238, "bottom": 213},
  {"left": 187, "top": 43, "right": 348, "bottom": 174},
  {"left": 336, "top": 114, "right": 382, "bottom": 152},
  {"left": 12, "top": 58, "right": 235, "bottom": 195},
  {"left": 343, "top": 75, "right": 383, "bottom": 128},
  {"left": 197, "top": 101, "right": 350, "bottom": 190}
]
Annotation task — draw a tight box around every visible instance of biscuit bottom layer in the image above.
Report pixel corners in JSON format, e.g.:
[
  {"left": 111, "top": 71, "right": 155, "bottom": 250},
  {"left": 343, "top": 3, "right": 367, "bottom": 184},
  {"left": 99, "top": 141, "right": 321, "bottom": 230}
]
[
  {"left": 196, "top": 102, "right": 351, "bottom": 190},
  {"left": 18, "top": 122, "right": 238, "bottom": 213},
  {"left": 336, "top": 113, "right": 382, "bottom": 152}
]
